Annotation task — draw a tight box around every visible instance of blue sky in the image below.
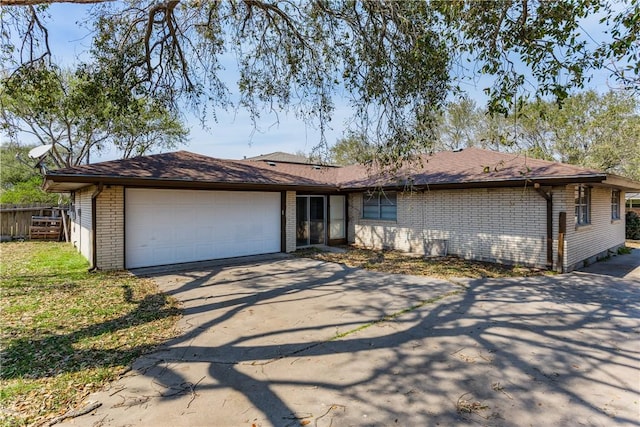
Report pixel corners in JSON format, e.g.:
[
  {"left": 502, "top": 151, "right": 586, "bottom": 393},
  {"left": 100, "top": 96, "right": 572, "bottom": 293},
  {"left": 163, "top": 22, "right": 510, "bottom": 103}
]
[
  {"left": 4, "top": 2, "right": 620, "bottom": 162},
  {"left": 27, "top": 3, "right": 352, "bottom": 161}
]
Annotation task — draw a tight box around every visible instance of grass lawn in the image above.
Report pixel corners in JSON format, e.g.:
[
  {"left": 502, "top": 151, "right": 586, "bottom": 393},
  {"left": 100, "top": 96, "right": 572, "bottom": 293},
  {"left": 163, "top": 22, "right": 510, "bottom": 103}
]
[
  {"left": 294, "top": 246, "right": 547, "bottom": 279},
  {"left": 0, "top": 242, "right": 180, "bottom": 426}
]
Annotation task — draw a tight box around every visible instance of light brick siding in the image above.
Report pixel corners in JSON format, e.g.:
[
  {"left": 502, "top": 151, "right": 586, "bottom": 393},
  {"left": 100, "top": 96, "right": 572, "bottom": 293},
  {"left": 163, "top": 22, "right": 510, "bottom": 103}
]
[
  {"left": 349, "top": 185, "right": 625, "bottom": 270},
  {"left": 70, "top": 186, "right": 93, "bottom": 264},
  {"left": 69, "top": 185, "right": 124, "bottom": 270},
  {"left": 560, "top": 185, "right": 625, "bottom": 271},
  {"left": 350, "top": 187, "right": 548, "bottom": 268},
  {"left": 69, "top": 183, "right": 624, "bottom": 272},
  {"left": 95, "top": 186, "right": 125, "bottom": 270},
  {"left": 285, "top": 191, "right": 297, "bottom": 252}
]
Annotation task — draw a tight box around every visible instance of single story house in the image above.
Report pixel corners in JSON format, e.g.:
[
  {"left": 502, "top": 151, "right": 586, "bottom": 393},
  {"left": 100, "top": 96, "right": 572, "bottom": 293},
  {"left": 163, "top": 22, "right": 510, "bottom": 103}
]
[{"left": 43, "top": 147, "right": 640, "bottom": 272}]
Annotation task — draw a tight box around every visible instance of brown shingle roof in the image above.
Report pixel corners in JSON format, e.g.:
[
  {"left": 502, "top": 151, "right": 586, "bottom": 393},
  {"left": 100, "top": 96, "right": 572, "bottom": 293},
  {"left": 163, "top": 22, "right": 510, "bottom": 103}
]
[
  {"left": 46, "top": 147, "right": 626, "bottom": 192},
  {"left": 337, "top": 148, "right": 607, "bottom": 189},
  {"left": 45, "top": 151, "right": 339, "bottom": 191}
]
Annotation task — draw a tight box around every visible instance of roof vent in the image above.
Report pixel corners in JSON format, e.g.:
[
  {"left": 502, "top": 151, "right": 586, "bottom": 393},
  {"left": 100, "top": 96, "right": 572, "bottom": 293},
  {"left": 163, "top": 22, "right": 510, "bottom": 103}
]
[
  {"left": 267, "top": 161, "right": 276, "bottom": 166},
  {"left": 453, "top": 148, "right": 463, "bottom": 152},
  {"left": 313, "top": 165, "right": 321, "bottom": 170}
]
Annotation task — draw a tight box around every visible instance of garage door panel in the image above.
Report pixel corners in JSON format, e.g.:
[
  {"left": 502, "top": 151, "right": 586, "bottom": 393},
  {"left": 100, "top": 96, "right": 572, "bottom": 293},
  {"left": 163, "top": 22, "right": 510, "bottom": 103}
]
[{"left": 126, "top": 189, "right": 281, "bottom": 268}]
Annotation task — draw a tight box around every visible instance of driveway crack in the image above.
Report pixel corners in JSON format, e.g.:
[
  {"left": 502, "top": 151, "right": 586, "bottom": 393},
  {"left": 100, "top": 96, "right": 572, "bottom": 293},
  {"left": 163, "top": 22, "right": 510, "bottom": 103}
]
[{"left": 246, "top": 289, "right": 463, "bottom": 366}]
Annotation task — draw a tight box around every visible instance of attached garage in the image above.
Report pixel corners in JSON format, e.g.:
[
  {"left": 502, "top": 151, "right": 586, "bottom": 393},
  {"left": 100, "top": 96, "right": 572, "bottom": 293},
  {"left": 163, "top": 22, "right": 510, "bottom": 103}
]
[{"left": 125, "top": 189, "right": 281, "bottom": 268}]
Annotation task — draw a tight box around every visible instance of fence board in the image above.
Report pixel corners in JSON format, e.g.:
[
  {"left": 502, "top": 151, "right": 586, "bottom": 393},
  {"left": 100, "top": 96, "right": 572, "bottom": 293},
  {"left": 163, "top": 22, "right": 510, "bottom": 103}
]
[{"left": 0, "top": 204, "right": 69, "bottom": 240}]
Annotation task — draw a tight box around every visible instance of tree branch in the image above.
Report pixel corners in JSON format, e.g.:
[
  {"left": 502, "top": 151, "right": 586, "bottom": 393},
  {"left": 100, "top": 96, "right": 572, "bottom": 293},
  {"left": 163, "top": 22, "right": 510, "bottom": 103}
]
[{"left": 0, "top": 0, "right": 111, "bottom": 5}]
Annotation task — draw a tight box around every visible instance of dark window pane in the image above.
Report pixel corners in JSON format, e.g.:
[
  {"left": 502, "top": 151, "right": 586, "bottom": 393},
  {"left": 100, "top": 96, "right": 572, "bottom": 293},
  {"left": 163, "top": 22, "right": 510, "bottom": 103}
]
[
  {"left": 363, "top": 205, "right": 379, "bottom": 219},
  {"left": 380, "top": 205, "right": 397, "bottom": 220}
]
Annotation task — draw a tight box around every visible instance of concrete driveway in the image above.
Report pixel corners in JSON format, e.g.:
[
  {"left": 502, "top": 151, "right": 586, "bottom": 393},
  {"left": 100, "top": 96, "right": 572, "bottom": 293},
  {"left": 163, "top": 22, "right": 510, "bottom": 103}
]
[{"left": 67, "top": 253, "right": 639, "bottom": 426}]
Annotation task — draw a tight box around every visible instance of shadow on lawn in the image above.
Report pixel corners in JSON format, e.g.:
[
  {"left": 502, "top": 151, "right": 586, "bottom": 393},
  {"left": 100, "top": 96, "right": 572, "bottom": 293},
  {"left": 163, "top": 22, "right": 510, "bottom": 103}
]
[
  {"left": 1, "top": 289, "right": 179, "bottom": 380},
  {"left": 66, "top": 256, "right": 640, "bottom": 426},
  {"left": 8, "top": 256, "right": 639, "bottom": 426}
]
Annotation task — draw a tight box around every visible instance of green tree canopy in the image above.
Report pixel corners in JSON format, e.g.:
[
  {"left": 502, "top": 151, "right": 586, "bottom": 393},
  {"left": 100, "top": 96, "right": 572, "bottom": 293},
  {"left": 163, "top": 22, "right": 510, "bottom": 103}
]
[
  {"left": 436, "top": 90, "right": 640, "bottom": 180},
  {"left": 2, "top": 1, "right": 637, "bottom": 166},
  {"left": 329, "top": 133, "right": 375, "bottom": 166},
  {"left": 0, "top": 62, "right": 187, "bottom": 168},
  {"left": 0, "top": 143, "right": 36, "bottom": 188},
  {"left": 0, "top": 143, "right": 59, "bottom": 204}
]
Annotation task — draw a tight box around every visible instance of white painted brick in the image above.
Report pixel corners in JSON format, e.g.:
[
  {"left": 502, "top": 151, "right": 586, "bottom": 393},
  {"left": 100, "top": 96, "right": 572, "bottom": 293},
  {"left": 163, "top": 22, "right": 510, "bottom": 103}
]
[{"left": 70, "top": 187, "right": 93, "bottom": 264}]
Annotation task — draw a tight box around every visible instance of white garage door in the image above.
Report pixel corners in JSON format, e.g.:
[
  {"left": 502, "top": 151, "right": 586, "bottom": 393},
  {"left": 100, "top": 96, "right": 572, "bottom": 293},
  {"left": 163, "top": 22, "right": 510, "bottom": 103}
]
[{"left": 125, "top": 189, "right": 281, "bottom": 268}]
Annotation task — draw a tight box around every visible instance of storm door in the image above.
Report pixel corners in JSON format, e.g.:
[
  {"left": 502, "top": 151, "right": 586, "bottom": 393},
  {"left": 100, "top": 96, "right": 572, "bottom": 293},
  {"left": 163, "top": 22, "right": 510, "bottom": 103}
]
[{"left": 296, "top": 196, "right": 325, "bottom": 246}]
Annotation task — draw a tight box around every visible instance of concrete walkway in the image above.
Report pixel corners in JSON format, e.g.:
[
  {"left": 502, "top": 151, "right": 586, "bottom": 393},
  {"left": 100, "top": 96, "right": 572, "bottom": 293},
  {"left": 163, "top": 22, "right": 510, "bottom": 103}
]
[
  {"left": 578, "top": 247, "right": 640, "bottom": 279},
  {"left": 64, "top": 256, "right": 640, "bottom": 426}
]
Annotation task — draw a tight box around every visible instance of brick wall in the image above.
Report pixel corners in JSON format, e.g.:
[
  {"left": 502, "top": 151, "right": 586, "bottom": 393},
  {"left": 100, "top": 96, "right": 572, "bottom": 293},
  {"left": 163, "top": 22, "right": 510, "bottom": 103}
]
[
  {"left": 95, "top": 186, "right": 125, "bottom": 270},
  {"left": 349, "top": 187, "right": 549, "bottom": 268},
  {"left": 285, "top": 191, "right": 297, "bottom": 252},
  {"left": 349, "top": 185, "right": 626, "bottom": 270},
  {"left": 70, "top": 186, "right": 93, "bottom": 264},
  {"left": 561, "top": 185, "right": 625, "bottom": 270}
]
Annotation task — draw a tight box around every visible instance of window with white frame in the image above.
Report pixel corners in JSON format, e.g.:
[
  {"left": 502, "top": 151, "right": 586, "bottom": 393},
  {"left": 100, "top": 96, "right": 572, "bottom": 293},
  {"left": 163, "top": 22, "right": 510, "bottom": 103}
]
[
  {"left": 611, "top": 189, "right": 621, "bottom": 220},
  {"left": 575, "top": 185, "right": 591, "bottom": 225},
  {"left": 363, "top": 191, "right": 397, "bottom": 220}
]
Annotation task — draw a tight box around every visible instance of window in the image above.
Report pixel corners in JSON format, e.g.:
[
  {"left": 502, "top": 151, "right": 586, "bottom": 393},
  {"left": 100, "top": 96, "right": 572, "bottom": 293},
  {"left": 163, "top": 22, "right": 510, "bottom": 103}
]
[
  {"left": 363, "top": 191, "right": 397, "bottom": 220},
  {"left": 611, "top": 189, "right": 621, "bottom": 220},
  {"left": 575, "top": 185, "right": 591, "bottom": 225}
]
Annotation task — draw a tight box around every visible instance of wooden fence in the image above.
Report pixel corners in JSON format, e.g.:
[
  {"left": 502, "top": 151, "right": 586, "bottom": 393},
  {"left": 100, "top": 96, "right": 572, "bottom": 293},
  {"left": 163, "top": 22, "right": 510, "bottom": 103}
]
[{"left": 0, "top": 204, "right": 70, "bottom": 241}]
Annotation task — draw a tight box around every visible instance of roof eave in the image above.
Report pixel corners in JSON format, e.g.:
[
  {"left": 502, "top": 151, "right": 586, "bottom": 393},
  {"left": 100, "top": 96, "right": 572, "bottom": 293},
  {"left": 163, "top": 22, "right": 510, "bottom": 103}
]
[
  {"left": 47, "top": 171, "right": 631, "bottom": 194},
  {"left": 44, "top": 174, "right": 339, "bottom": 193},
  {"left": 601, "top": 174, "right": 640, "bottom": 191}
]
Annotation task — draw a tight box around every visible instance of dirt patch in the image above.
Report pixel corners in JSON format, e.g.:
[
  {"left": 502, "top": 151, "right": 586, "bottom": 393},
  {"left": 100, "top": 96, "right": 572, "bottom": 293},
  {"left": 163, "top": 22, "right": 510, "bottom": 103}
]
[{"left": 294, "top": 246, "right": 546, "bottom": 279}]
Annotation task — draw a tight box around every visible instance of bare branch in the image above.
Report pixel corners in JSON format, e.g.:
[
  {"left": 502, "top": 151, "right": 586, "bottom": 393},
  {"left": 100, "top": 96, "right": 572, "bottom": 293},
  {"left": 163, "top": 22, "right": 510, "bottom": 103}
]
[{"left": 0, "top": 0, "right": 111, "bottom": 5}]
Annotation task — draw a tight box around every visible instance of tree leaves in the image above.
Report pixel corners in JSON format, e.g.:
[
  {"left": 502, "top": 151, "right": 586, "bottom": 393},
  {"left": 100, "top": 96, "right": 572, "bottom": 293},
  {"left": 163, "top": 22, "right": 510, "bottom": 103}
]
[
  {"left": 0, "top": 61, "right": 187, "bottom": 167},
  {"left": 436, "top": 90, "right": 640, "bottom": 180},
  {"left": 1, "top": 1, "right": 638, "bottom": 167}
]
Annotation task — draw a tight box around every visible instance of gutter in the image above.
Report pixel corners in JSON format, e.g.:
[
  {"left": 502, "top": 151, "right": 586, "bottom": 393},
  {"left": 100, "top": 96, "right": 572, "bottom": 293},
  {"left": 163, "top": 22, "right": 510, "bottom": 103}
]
[
  {"left": 89, "top": 183, "right": 104, "bottom": 271},
  {"left": 533, "top": 183, "right": 553, "bottom": 270}
]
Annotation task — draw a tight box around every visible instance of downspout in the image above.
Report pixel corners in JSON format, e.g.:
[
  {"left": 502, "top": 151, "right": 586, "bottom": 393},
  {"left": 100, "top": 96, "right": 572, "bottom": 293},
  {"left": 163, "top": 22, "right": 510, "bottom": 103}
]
[
  {"left": 90, "top": 183, "right": 104, "bottom": 271},
  {"left": 533, "top": 183, "right": 553, "bottom": 270}
]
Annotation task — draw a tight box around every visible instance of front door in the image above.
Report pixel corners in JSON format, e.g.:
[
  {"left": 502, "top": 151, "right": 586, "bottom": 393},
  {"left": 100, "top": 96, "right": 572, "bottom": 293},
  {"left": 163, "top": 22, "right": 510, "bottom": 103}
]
[{"left": 296, "top": 196, "right": 325, "bottom": 246}]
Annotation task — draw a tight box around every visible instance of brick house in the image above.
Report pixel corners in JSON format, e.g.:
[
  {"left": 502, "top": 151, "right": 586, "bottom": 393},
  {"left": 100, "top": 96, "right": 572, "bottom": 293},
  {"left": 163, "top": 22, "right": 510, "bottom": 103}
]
[{"left": 44, "top": 148, "right": 640, "bottom": 272}]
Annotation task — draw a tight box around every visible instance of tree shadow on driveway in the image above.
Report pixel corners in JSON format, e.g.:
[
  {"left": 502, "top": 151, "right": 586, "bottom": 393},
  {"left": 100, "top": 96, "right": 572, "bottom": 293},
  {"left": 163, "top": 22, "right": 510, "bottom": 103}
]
[{"left": 75, "top": 257, "right": 640, "bottom": 426}]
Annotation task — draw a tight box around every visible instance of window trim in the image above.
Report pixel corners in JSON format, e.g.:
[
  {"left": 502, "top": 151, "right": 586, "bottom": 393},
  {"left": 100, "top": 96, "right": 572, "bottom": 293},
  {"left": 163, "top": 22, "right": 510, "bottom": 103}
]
[
  {"left": 575, "top": 185, "right": 591, "bottom": 226},
  {"left": 611, "top": 189, "right": 621, "bottom": 220},
  {"left": 362, "top": 191, "right": 397, "bottom": 221}
]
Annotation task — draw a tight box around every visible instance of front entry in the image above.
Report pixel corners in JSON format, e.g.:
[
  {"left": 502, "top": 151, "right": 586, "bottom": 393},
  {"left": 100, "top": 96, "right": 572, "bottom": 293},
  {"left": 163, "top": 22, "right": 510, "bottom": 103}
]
[{"left": 296, "top": 196, "right": 325, "bottom": 246}]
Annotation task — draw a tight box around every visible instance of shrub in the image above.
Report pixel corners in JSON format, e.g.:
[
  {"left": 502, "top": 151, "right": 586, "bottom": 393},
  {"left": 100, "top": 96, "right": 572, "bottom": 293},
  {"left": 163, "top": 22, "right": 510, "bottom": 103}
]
[
  {"left": 0, "top": 177, "right": 60, "bottom": 204},
  {"left": 626, "top": 211, "right": 640, "bottom": 240},
  {"left": 618, "top": 246, "right": 632, "bottom": 255}
]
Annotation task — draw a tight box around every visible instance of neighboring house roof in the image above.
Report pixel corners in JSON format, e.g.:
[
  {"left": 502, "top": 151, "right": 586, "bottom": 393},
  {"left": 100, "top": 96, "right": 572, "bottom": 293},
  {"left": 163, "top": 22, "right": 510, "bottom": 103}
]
[
  {"left": 245, "top": 152, "right": 312, "bottom": 164},
  {"left": 245, "top": 151, "right": 339, "bottom": 167},
  {"left": 44, "top": 147, "right": 640, "bottom": 192}
]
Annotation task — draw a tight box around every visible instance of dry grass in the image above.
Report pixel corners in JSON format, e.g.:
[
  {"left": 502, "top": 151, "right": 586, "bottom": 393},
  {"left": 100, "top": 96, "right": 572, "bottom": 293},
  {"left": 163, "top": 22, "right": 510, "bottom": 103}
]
[
  {"left": 456, "top": 392, "right": 489, "bottom": 414},
  {"left": 294, "top": 246, "right": 546, "bottom": 279},
  {"left": 0, "top": 242, "right": 181, "bottom": 426}
]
